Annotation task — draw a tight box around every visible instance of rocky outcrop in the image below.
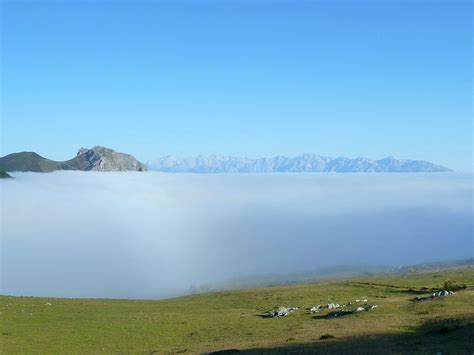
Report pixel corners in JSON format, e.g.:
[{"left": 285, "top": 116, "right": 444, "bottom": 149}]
[
  {"left": 267, "top": 306, "right": 298, "bottom": 317},
  {"left": 66, "top": 146, "right": 147, "bottom": 172},
  {"left": 414, "top": 290, "right": 453, "bottom": 302},
  {"left": 325, "top": 304, "right": 378, "bottom": 319}
]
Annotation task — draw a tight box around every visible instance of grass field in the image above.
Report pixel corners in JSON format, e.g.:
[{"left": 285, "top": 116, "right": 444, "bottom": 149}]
[{"left": 1, "top": 266, "right": 473, "bottom": 353}]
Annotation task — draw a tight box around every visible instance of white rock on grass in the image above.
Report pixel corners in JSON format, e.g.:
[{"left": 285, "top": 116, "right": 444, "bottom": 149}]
[
  {"left": 309, "top": 305, "right": 322, "bottom": 313},
  {"left": 269, "top": 306, "right": 298, "bottom": 317}
]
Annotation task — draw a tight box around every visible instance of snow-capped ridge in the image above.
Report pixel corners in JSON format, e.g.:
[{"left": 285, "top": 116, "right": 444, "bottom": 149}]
[{"left": 147, "top": 154, "right": 451, "bottom": 173}]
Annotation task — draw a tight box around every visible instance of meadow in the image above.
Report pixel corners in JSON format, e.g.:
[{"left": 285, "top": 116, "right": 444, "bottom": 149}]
[{"left": 1, "top": 266, "right": 473, "bottom": 353}]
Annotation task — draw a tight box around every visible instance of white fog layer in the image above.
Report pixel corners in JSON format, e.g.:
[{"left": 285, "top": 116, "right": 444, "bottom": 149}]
[{"left": 1, "top": 172, "right": 472, "bottom": 299}]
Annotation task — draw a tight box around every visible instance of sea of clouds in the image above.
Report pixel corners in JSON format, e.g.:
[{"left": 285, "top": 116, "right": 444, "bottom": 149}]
[{"left": 1, "top": 172, "right": 472, "bottom": 299}]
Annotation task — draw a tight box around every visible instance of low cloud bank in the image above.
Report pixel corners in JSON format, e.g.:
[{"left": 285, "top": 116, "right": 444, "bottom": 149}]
[{"left": 1, "top": 172, "right": 472, "bottom": 299}]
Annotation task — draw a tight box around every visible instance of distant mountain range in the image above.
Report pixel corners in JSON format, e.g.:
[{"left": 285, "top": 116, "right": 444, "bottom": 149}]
[
  {"left": 0, "top": 148, "right": 452, "bottom": 173},
  {"left": 0, "top": 146, "right": 146, "bottom": 172},
  {"left": 148, "top": 154, "right": 452, "bottom": 173}
]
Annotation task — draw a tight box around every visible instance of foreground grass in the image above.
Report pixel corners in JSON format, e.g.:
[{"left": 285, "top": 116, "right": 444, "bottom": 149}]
[{"left": 1, "top": 267, "right": 473, "bottom": 353}]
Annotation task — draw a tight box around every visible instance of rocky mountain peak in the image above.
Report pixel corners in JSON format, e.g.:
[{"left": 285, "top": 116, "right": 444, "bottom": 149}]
[{"left": 70, "top": 146, "right": 147, "bottom": 171}]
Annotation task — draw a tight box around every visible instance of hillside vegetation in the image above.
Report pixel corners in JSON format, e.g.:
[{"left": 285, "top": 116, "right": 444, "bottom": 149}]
[
  {"left": 1, "top": 267, "right": 473, "bottom": 353},
  {"left": 0, "top": 170, "right": 13, "bottom": 178}
]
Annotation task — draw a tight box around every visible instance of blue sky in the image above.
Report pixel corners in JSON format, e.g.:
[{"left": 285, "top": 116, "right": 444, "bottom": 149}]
[{"left": 1, "top": 0, "right": 472, "bottom": 170}]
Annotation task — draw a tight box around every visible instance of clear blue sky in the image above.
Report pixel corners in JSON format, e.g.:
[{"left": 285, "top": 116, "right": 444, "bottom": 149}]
[{"left": 1, "top": 0, "right": 472, "bottom": 170}]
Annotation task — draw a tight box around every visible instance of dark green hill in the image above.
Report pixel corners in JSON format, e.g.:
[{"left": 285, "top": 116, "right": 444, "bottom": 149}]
[
  {"left": 0, "top": 152, "right": 75, "bottom": 172},
  {"left": 0, "top": 170, "right": 13, "bottom": 178}
]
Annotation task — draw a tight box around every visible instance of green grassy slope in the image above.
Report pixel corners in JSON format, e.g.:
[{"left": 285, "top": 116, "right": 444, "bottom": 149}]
[
  {"left": 0, "top": 152, "right": 75, "bottom": 172},
  {"left": 1, "top": 267, "right": 473, "bottom": 353}
]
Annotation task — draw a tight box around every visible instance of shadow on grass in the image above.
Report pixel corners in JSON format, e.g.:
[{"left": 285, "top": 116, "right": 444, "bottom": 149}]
[
  {"left": 256, "top": 314, "right": 273, "bottom": 319},
  {"left": 348, "top": 282, "right": 432, "bottom": 295},
  {"left": 210, "top": 316, "right": 474, "bottom": 354}
]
